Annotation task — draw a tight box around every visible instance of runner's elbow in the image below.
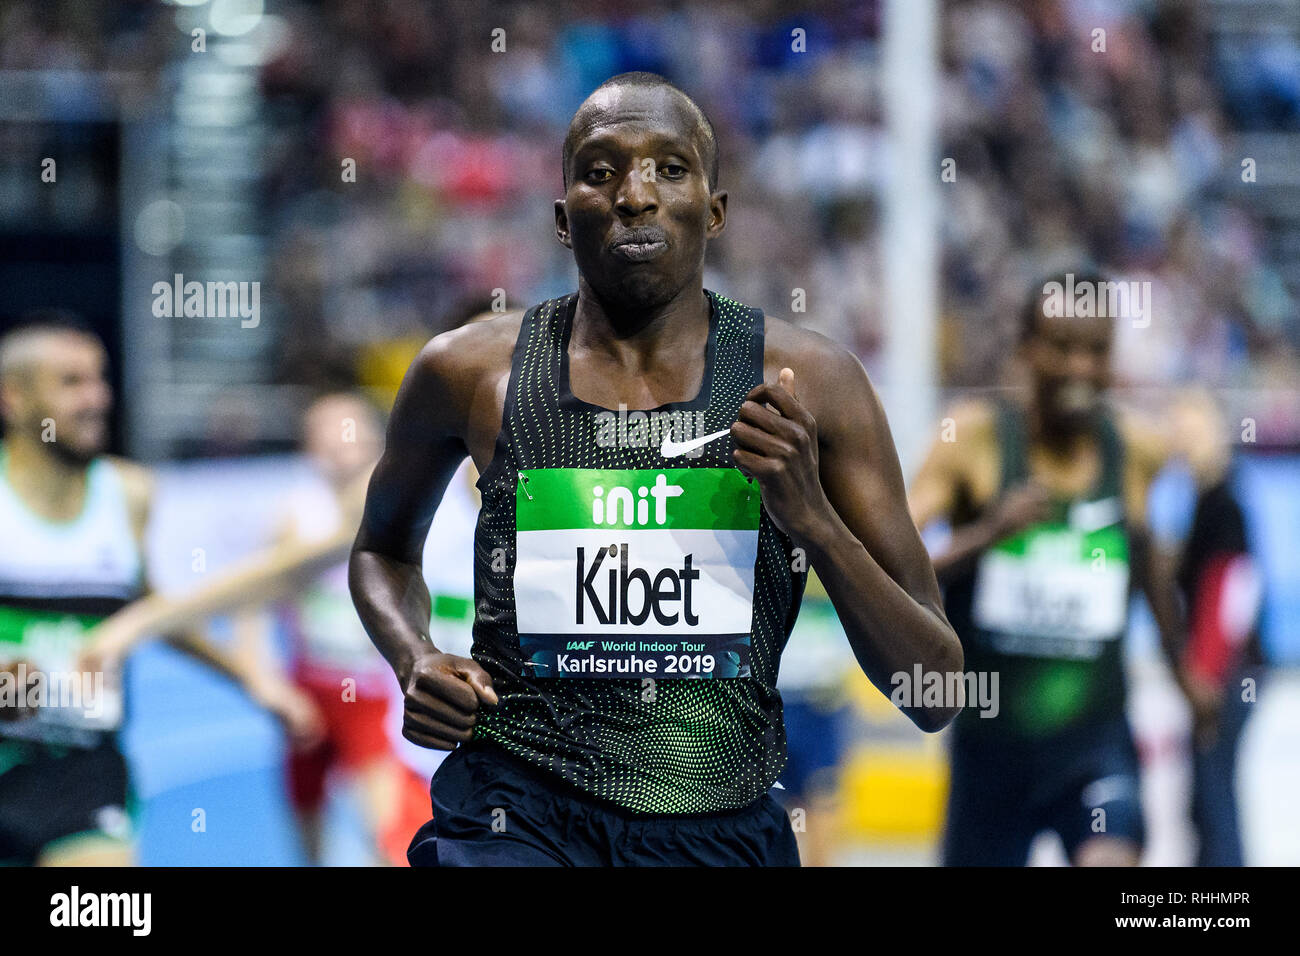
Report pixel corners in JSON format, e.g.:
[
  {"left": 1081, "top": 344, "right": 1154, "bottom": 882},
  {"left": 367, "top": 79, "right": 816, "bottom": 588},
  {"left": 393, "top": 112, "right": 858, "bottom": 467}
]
[
  {"left": 910, "top": 702, "right": 961, "bottom": 733},
  {"left": 913, "top": 633, "right": 964, "bottom": 733}
]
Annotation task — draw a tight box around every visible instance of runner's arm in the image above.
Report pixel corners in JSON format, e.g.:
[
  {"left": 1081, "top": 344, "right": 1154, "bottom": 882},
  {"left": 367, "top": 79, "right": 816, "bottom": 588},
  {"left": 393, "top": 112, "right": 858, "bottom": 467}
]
[
  {"left": 81, "top": 519, "right": 359, "bottom": 664},
  {"left": 908, "top": 406, "right": 1050, "bottom": 586},
  {"left": 349, "top": 337, "right": 466, "bottom": 677},
  {"left": 1120, "top": 414, "right": 1226, "bottom": 742},
  {"left": 349, "top": 333, "right": 498, "bottom": 749},
  {"left": 1130, "top": 523, "right": 1187, "bottom": 665},
  {"left": 164, "top": 627, "right": 322, "bottom": 744},
  {"left": 1120, "top": 416, "right": 1192, "bottom": 675},
  {"left": 84, "top": 462, "right": 330, "bottom": 739},
  {"left": 907, "top": 414, "right": 995, "bottom": 586},
  {"left": 732, "top": 353, "right": 963, "bottom": 731}
]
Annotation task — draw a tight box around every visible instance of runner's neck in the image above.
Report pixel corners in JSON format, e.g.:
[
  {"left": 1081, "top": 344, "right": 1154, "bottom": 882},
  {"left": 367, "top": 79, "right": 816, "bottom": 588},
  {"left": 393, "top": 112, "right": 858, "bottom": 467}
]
[
  {"left": 570, "top": 281, "right": 710, "bottom": 367},
  {"left": 1025, "top": 404, "right": 1101, "bottom": 461},
  {"left": 1, "top": 435, "right": 91, "bottom": 522}
]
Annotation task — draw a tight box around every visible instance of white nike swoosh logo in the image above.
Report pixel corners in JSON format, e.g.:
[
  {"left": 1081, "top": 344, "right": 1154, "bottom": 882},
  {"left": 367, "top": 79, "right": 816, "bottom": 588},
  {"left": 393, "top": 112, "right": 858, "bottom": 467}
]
[
  {"left": 661, "top": 427, "right": 730, "bottom": 458},
  {"left": 1069, "top": 496, "right": 1123, "bottom": 532}
]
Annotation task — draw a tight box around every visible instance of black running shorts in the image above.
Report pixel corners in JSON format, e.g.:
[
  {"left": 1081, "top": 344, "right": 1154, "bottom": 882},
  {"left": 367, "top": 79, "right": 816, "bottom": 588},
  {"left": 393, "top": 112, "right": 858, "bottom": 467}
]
[
  {"left": 0, "top": 737, "right": 132, "bottom": 864},
  {"left": 408, "top": 740, "right": 801, "bottom": 867}
]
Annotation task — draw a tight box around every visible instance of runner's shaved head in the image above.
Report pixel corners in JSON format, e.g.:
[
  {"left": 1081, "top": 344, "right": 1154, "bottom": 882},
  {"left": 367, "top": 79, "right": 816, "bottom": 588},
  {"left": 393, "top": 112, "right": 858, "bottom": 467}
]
[
  {"left": 0, "top": 323, "right": 98, "bottom": 389},
  {"left": 0, "top": 318, "right": 111, "bottom": 462},
  {"left": 562, "top": 72, "right": 719, "bottom": 191}
]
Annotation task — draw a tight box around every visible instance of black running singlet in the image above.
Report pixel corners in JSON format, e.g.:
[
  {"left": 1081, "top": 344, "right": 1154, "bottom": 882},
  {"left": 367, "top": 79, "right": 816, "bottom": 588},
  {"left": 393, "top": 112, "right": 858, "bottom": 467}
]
[
  {"left": 944, "top": 400, "right": 1132, "bottom": 740},
  {"left": 467, "top": 289, "right": 807, "bottom": 813}
]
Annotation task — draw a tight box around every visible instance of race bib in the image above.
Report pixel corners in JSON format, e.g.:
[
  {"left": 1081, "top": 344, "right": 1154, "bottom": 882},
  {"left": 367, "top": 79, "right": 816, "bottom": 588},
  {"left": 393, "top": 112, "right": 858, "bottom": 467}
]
[
  {"left": 972, "top": 515, "right": 1129, "bottom": 657},
  {"left": 514, "top": 468, "right": 760, "bottom": 678}
]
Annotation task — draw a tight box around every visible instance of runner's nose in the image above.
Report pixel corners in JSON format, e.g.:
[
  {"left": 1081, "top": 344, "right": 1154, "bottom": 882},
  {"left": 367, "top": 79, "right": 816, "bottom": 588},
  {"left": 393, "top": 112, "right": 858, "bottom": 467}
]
[{"left": 615, "top": 169, "right": 658, "bottom": 218}]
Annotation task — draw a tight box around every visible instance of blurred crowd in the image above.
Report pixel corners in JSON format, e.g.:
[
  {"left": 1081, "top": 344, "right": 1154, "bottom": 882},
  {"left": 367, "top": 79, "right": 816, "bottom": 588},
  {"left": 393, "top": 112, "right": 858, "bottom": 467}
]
[
  {"left": 939, "top": 0, "right": 1299, "bottom": 439},
  {"left": 2, "top": 0, "right": 1299, "bottom": 424}
]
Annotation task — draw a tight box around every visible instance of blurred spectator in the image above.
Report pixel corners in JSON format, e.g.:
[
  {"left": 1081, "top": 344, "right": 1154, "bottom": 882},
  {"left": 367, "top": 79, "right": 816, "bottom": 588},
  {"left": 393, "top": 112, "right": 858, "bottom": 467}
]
[{"left": 1170, "top": 389, "right": 1266, "bottom": 866}]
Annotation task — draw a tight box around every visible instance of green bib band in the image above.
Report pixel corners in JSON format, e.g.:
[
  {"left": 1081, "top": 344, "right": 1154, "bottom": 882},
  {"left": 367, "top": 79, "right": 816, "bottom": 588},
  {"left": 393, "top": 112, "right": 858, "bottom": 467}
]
[{"left": 514, "top": 467, "right": 760, "bottom": 678}]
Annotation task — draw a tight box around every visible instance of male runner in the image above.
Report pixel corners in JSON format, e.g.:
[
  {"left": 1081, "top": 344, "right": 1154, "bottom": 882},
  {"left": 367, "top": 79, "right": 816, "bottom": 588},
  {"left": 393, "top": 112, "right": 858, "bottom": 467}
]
[
  {"left": 909, "top": 270, "right": 1193, "bottom": 866},
  {"left": 222, "top": 391, "right": 417, "bottom": 864},
  {"left": 231, "top": 391, "right": 477, "bottom": 865},
  {"left": 348, "top": 72, "right": 963, "bottom": 867},
  {"left": 0, "top": 318, "right": 308, "bottom": 866}
]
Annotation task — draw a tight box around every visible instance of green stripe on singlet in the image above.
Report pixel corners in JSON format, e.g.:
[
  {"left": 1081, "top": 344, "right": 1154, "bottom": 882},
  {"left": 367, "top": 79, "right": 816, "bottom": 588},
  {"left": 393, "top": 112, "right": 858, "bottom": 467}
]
[
  {"left": 431, "top": 594, "right": 473, "bottom": 621},
  {"left": 0, "top": 606, "right": 100, "bottom": 646},
  {"left": 985, "top": 521, "right": 1126, "bottom": 560},
  {"left": 516, "top": 467, "right": 759, "bottom": 532}
]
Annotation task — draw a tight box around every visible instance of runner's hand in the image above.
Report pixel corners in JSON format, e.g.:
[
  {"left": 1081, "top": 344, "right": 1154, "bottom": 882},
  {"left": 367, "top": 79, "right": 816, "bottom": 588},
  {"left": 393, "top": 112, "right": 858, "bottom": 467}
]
[
  {"left": 246, "top": 673, "right": 327, "bottom": 751},
  {"left": 75, "top": 614, "right": 140, "bottom": 675},
  {"left": 731, "top": 368, "right": 833, "bottom": 545},
  {"left": 398, "top": 648, "right": 498, "bottom": 750},
  {"left": 988, "top": 482, "right": 1054, "bottom": 539},
  {"left": 1177, "top": 663, "right": 1223, "bottom": 751},
  {"left": 0, "top": 659, "right": 40, "bottom": 723}
]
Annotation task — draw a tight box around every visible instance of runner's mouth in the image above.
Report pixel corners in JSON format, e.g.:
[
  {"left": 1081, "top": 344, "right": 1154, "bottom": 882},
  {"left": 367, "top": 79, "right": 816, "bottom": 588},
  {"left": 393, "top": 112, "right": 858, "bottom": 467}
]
[
  {"left": 1055, "top": 381, "right": 1097, "bottom": 413},
  {"left": 611, "top": 240, "right": 668, "bottom": 262}
]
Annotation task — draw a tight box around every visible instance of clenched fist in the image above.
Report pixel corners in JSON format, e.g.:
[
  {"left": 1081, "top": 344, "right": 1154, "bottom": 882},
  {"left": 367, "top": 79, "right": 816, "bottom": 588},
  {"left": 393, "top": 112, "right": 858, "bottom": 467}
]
[
  {"left": 397, "top": 648, "right": 499, "bottom": 750},
  {"left": 730, "top": 368, "right": 834, "bottom": 546}
]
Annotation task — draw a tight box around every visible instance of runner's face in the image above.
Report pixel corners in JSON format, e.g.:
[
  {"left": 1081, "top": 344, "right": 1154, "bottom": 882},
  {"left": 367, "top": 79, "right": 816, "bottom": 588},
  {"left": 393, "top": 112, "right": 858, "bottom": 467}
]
[
  {"left": 24, "top": 335, "right": 112, "bottom": 462},
  {"left": 1024, "top": 313, "right": 1113, "bottom": 430},
  {"left": 558, "top": 86, "right": 722, "bottom": 310},
  {"left": 303, "top": 396, "right": 380, "bottom": 485}
]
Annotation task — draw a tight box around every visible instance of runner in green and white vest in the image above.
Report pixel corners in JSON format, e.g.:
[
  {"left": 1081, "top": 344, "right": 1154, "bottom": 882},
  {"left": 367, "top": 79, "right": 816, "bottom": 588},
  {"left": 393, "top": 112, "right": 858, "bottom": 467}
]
[
  {"left": 910, "top": 270, "right": 1195, "bottom": 867},
  {"left": 0, "top": 318, "right": 310, "bottom": 866}
]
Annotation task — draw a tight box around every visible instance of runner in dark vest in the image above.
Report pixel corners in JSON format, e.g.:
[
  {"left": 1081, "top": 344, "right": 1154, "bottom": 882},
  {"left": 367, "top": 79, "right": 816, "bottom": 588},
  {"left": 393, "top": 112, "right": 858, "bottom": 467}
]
[
  {"left": 349, "top": 72, "right": 963, "bottom": 866},
  {"left": 910, "top": 270, "right": 1194, "bottom": 866}
]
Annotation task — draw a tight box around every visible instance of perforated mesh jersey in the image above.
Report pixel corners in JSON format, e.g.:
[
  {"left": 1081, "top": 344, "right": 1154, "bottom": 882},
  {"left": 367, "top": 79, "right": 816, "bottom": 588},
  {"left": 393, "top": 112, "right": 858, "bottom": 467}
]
[{"left": 467, "top": 290, "right": 807, "bottom": 813}]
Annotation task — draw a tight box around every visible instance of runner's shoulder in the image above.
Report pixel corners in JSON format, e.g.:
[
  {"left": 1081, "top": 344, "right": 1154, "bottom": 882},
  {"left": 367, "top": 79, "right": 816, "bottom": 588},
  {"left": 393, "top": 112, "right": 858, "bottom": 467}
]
[
  {"left": 102, "top": 456, "right": 154, "bottom": 540},
  {"left": 102, "top": 455, "right": 153, "bottom": 498},
  {"left": 761, "top": 317, "right": 875, "bottom": 425},
  {"left": 942, "top": 398, "right": 998, "bottom": 441},
  {"left": 413, "top": 309, "right": 525, "bottom": 399},
  {"left": 762, "top": 314, "right": 852, "bottom": 372},
  {"left": 920, "top": 399, "right": 998, "bottom": 484},
  {"left": 1113, "top": 405, "right": 1171, "bottom": 480}
]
